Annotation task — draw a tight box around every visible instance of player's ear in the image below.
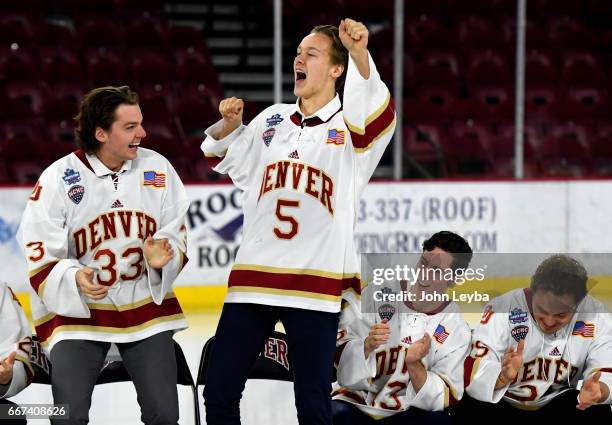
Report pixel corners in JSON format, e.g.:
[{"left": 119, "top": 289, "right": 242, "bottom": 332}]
[
  {"left": 95, "top": 127, "right": 108, "bottom": 143},
  {"left": 330, "top": 64, "right": 345, "bottom": 79}
]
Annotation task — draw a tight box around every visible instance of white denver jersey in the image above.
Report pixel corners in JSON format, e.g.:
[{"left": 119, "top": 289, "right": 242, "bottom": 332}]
[
  {"left": 0, "top": 282, "right": 33, "bottom": 399},
  {"left": 201, "top": 53, "right": 396, "bottom": 313},
  {"left": 18, "top": 148, "right": 189, "bottom": 353},
  {"left": 333, "top": 300, "right": 471, "bottom": 418},
  {"left": 465, "top": 288, "right": 612, "bottom": 408}
]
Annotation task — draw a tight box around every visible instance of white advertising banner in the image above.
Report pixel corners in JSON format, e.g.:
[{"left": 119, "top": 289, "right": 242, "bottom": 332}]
[{"left": 1, "top": 181, "right": 610, "bottom": 291}]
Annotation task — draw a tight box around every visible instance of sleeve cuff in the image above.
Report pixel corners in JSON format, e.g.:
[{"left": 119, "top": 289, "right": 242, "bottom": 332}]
[{"left": 202, "top": 120, "right": 245, "bottom": 156}]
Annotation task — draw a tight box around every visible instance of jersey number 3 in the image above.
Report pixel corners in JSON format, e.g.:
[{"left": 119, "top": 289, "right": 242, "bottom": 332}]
[{"left": 274, "top": 199, "right": 299, "bottom": 240}]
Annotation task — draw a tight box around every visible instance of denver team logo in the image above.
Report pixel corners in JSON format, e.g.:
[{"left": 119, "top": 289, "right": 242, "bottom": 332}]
[{"left": 326, "top": 129, "right": 345, "bottom": 145}]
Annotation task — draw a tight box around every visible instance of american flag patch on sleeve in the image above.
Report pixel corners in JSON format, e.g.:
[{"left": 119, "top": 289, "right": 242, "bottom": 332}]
[
  {"left": 433, "top": 324, "right": 450, "bottom": 344},
  {"left": 572, "top": 321, "right": 595, "bottom": 337},
  {"left": 326, "top": 129, "right": 345, "bottom": 145},
  {"left": 143, "top": 171, "right": 166, "bottom": 188}
]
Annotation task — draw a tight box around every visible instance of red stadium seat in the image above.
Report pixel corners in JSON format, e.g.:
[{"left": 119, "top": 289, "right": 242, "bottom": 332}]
[
  {"left": 175, "top": 95, "right": 219, "bottom": 137},
  {"left": 525, "top": 49, "right": 558, "bottom": 85},
  {"left": 1, "top": 48, "right": 40, "bottom": 82},
  {"left": 6, "top": 82, "right": 45, "bottom": 114},
  {"left": 0, "top": 14, "right": 37, "bottom": 46},
  {"left": 421, "top": 50, "right": 461, "bottom": 78},
  {"left": 85, "top": 49, "right": 129, "bottom": 87},
  {"left": 530, "top": 0, "right": 586, "bottom": 16},
  {"left": 130, "top": 50, "right": 176, "bottom": 92},
  {"left": 170, "top": 25, "right": 209, "bottom": 53},
  {"left": 417, "top": 85, "right": 457, "bottom": 107},
  {"left": 404, "top": 123, "right": 445, "bottom": 164},
  {"left": 77, "top": 19, "right": 124, "bottom": 47},
  {"left": 447, "top": 98, "right": 491, "bottom": 121},
  {"left": 42, "top": 95, "right": 79, "bottom": 123},
  {"left": 129, "top": 16, "right": 169, "bottom": 48},
  {"left": 547, "top": 16, "right": 598, "bottom": 48},
  {"left": 560, "top": 62, "right": 607, "bottom": 90},
  {"left": 406, "top": 15, "right": 455, "bottom": 49},
  {"left": 41, "top": 48, "right": 85, "bottom": 84},
  {"left": 466, "top": 50, "right": 511, "bottom": 87},
  {"left": 38, "top": 22, "right": 77, "bottom": 48},
  {"left": 456, "top": 16, "right": 504, "bottom": 49}
]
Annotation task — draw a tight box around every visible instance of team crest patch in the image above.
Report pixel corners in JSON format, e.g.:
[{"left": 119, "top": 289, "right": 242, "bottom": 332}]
[
  {"left": 68, "top": 185, "right": 85, "bottom": 204},
  {"left": 378, "top": 303, "right": 396, "bottom": 321},
  {"left": 326, "top": 129, "right": 345, "bottom": 145},
  {"left": 266, "top": 113, "right": 284, "bottom": 127},
  {"left": 262, "top": 128, "right": 276, "bottom": 146},
  {"left": 62, "top": 168, "right": 81, "bottom": 185},
  {"left": 511, "top": 325, "right": 529, "bottom": 341},
  {"left": 509, "top": 308, "right": 528, "bottom": 324}
]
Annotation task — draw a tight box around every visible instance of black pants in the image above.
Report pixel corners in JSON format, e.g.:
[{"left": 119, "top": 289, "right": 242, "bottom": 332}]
[
  {"left": 455, "top": 391, "right": 612, "bottom": 425},
  {"left": 0, "top": 399, "right": 26, "bottom": 425},
  {"left": 203, "top": 302, "right": 340, "bottom": 425},
  {"left": 49, "top": 331, "right": 178, "bottom": 425},
  {"left": 332, "top": 400, "right": 452, "bottom": 425}
]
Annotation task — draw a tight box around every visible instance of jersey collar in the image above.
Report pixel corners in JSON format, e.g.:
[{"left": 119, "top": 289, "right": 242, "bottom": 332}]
[
  {"left": 290, "top": 94, "right": 342, "bottom": 127},
  {"left": 83, "top": 152, "right": 132, "bottom": 177}
]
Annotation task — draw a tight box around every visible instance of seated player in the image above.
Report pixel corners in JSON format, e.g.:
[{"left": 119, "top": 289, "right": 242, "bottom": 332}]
[
  {"left": 461, "top": 254, "right": 612, "bottom": 424},
  {"left": 0, "top": 281, "right": 33, "bottom": 425},
  {"left": 332, "top": 231, "right": 473, "bottom": 424}
]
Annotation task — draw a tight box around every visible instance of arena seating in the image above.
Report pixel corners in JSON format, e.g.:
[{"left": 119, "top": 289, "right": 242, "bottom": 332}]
[{"left": 1, "top": 0, "right": 612, "bottom": 181}]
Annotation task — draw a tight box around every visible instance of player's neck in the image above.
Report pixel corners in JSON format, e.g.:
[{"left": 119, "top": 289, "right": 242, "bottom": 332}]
[
  {"left": 299, "top": 90, "right": 335, "bottom": 117},
  {"left": 95, "top": 150, "right": 123, "bottom": 172}
]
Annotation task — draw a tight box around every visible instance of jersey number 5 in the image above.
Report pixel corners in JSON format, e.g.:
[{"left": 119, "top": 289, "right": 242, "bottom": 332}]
[{"left": 274, "top": 199, "right": 300, "bottom": 240}]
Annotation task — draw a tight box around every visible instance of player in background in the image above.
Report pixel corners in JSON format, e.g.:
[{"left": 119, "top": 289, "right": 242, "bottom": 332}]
[
  {"left": 201, "top": 18, "right": 396, "bottom": 424},
  {"left": 333, "top": 231, "right": 472, "bottom": 424},
  {"left": 0, "top": 282, "right": 33, "bottom": 425},
  {"left": 18, "top": 86, "right": 190, "bottom": 425},
  {"left": 460, "top": 255, "right": 612, "bottom": 423}
]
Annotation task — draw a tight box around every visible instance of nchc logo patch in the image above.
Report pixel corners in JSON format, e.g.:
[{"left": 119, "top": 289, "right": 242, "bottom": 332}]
[{"left": 68, "top": 185, "right": 85, "bottom": 204}]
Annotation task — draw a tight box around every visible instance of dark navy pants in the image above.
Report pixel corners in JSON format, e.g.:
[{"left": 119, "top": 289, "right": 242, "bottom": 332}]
[
  {"left": 203, "top": 302, "right": 339, "bottom": 425},
  {"left": 332, "top": 400, "right": 452, "bottom": 425}
]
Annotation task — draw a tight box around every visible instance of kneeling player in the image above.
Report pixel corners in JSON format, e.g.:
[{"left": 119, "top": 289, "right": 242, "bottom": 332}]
[
  {"left": 332, "top": 231, "right": 473, "bottom": 424},
  {"left": 0, "top": 282, "right": 34, "bottom": 425},
  {"left": 461, "top": 255, "right": 612, "bottom": 424}
]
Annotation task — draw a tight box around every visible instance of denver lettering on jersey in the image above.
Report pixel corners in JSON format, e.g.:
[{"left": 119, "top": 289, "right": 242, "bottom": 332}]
[
  {"left": 373, "top": 346, "right": 459, "bottom": 408},
  {"left": 465, "top": 351, "right": 579, "bottom": 400},
  {"left": 257, "top": 160, "right": 334, "bottom": 215},
  {"left": 72, "top": 210, "right": 158, "bottom": 258}
]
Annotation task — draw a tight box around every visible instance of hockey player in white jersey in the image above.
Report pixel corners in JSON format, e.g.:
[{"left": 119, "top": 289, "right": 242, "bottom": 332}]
[
  {"left": 201, "top": 18, "right": 396, "bottom": 424},
  {"left": 332, "top": 231, "right": 473, "bottom": 424},
  {"left": 0, "top": 282, "right": 33, "bottom": 425},
  {"left": 461, "top": 255, "right": 612, "bottom": 423},
  {"left": 18, "top": 86, "right": 189, "bottom": 425}
]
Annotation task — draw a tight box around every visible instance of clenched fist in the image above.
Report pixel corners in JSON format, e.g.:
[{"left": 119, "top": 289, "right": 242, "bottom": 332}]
[
  {"left": 339, "top": 18, "right": 369, "bottom": 54},
  {"left": 219, "top": 97, "right": 244, "bottom": 136}
]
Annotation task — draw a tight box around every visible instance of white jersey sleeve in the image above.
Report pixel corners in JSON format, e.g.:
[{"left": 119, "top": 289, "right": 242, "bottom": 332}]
[
  {"left": 343, "top": 53, "right": 396, "bottom": 192},
  {"left": 201, "top": 106, "right": 273, "bottom": 192},
  {"left": 336, "top": 305, "right": 377, "bottom": 389},
  {"left": 18, "top": 169, "right": 90, "bottom": 318},
  {"left": 583, "top": 311, "right": 612, "bottom": 404},
  {"left": 0, "top": 283, "right": 33, "bottom": 398},
  {"left": 408, "top": 322, "right": 471, "bottom": 411},
  {"left": 465, "top": 300, "right": 513, "bottom": 403},
  {"left": 144, "top": 162, "right": 190, "bottom": 305}
]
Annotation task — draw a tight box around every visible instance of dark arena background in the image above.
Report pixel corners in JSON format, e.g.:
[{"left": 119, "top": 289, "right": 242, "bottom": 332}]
[{"left": 1, "top": 0, "right": 612, "bottom": 423}]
